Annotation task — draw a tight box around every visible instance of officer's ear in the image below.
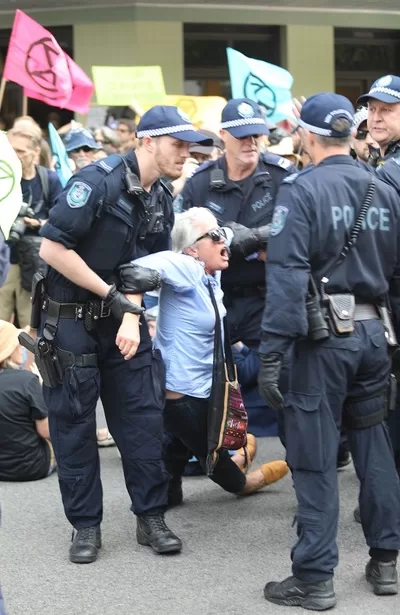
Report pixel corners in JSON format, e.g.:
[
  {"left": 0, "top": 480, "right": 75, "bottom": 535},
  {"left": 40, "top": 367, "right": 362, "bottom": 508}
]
[{"left": 141, "top": 135, "right": 154, "bottom": 153}]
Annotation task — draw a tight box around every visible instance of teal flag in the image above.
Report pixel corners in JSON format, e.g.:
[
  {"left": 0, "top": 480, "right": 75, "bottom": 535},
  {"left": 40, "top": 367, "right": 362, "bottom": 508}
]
[
  {"left": 226, "top": 47, "right": 294, "bottom": 124},
  {"left": 48, "top": 123, "right": 73, "bottom": 187}
]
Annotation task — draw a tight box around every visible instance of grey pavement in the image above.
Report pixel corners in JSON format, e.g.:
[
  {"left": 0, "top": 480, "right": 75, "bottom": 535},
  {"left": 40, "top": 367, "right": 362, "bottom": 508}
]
[{"left": 1, "top": 437, "right": 398, "bottom": 615}]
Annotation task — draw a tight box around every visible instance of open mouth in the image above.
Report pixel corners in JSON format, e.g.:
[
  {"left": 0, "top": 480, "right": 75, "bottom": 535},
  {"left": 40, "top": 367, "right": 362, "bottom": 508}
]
[{"left": 220, "top": 245, "right": 230, "bottom": 261}]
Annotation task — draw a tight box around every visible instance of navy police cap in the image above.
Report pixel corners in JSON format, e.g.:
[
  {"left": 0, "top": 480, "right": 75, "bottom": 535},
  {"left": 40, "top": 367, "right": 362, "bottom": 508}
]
[
  {"left": 298, "top": 93, "right": 354, "bottom": 137},
  {"left": 357, "top": 74, "right": 400, "bottom": 105},
  {"left": 136, "top": 105, "right": 213, "bottom": 145},
  {"left": 220, "top": 98, "right": 270, "bottom": 138}
]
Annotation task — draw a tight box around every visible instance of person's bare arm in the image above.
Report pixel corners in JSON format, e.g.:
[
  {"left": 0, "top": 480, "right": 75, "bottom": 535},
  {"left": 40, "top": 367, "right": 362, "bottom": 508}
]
[
  {"left": 40, "top": 238, "right": 111, "bottom": 298},
  {"left": 35, "top": 417, "right": 50, "bottom": 440}
]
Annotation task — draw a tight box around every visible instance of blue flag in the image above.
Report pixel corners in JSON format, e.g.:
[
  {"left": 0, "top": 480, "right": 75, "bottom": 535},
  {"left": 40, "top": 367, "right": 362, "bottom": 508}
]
[
  {"left": 48, "top": 123, "right": 73, "bottom": 187},
  {"left": 226, "top": 47, "right": 294, "bottom": 124}
]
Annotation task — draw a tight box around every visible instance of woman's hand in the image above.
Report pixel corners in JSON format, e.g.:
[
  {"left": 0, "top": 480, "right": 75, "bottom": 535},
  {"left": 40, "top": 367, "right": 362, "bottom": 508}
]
[{"left": 116, "top": 313, "right": 141, "bottom": 360}]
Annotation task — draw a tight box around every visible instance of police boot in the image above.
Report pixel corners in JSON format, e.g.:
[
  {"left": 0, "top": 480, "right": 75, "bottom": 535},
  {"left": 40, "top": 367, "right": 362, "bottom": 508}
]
[
  {"left": 264, "top": 576, "right": 336, "bottom": 611},
  {"left": 136, "top": 512, "right": 182, "bottom": 554},
  {"left": 366, "top": 559, "right": 398, "bottom": 595},
  {"left": 168, "top": 477, "right": 183, "bottom": 508},
  {"left": 69, "top": 526, "right": 101, "bottom": 564}
]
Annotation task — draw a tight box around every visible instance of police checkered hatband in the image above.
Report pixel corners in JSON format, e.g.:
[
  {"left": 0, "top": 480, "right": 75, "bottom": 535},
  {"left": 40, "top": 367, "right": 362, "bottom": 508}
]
[
  {"left": 221, "top": 118, "right": 267, "bottom": 129},
  {"left": 297, "top": 119, "right": 332, "bottom": 136},
  {"left": 368, "top": 86, "right": 400, "bottom": 100},
  {"left": 136, "top": 124, "right": 195, "bottom": 138}
]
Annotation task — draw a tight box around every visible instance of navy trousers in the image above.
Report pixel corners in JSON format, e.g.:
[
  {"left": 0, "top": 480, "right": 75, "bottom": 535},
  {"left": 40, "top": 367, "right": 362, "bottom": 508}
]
[
  {"left": 42, "top": 317, "right": 168, "bottom": 528},
  {"left": 284, "top": 320, "right": 400, "bottom": 582}
]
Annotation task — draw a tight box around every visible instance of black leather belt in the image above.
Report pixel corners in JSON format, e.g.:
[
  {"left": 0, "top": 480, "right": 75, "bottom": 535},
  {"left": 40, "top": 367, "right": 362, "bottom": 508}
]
[{"left": 42, "top": 296, "right": 111, "bottom": 320}]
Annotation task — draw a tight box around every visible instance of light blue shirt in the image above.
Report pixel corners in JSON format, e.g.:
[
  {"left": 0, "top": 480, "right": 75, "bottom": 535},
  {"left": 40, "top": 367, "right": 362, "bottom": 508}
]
[{"left": 133, "top": 251, "right": 226, "bottom": 398}]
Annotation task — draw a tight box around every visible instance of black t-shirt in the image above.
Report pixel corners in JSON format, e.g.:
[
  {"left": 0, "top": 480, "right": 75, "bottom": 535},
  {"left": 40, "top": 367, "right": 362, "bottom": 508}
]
[{"left": 0, "top": 369, "right": 50, "bottom": 481}]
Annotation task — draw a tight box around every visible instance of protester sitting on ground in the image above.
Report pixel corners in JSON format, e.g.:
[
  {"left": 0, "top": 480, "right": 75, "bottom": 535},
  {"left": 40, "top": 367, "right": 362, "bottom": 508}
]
[
  {"left": 129, "top": 208, "right": 288, "bottom": 507},
  {"left": 0, "top": 321, "right": 56, "bottom": 481}
]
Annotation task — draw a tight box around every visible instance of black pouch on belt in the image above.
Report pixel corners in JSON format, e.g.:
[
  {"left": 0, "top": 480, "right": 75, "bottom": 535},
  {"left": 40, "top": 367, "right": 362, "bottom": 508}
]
[
  {"left": 84, "top": 300, "right": 100, "bottom": 333},
  {"left": 30, "top": 272, "right": 45, "bottom": 329},
  {"left": 324, "top": 293, "right": 355, "bottom": 336}
]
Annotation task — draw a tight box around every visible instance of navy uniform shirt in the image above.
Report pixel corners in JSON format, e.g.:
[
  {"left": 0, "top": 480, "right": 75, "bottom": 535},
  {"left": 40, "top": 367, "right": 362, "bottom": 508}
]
[
  {"left": 260, "top": 155, "right": 400, "bottom": 356},
  {"left": 176, "top": 153, "right": 295, "bottom": 288}
]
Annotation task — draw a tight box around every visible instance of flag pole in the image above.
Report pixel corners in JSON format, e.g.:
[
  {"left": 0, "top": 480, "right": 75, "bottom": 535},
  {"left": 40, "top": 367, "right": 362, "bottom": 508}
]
[
  {"left": 0, "top": 78, "right": 7, "bottom": 112},
  {"left": 22, "top": 94, "right": 28, "bottom": 116}
]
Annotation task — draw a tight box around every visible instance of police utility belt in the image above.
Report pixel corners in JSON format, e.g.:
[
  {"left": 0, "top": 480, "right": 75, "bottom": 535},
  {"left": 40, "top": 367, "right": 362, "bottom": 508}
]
[
  {"left": 18, "top": 272, "right": 102, "bottom": 389},
  {"left": 307, "top": 177, "right": 397, "bottom": 347}
]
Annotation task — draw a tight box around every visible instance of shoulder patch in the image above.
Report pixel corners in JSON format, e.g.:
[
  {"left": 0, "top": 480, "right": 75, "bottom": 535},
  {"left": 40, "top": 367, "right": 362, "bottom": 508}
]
[
  {"left": 261, "top": 152, "right": 295, "bottom": 173},
  {"left": 270, "top": 205, "right": 289, "bottom": 236},
  {"left": 66, "top": 181, "right": 92, "bottom": 208}
]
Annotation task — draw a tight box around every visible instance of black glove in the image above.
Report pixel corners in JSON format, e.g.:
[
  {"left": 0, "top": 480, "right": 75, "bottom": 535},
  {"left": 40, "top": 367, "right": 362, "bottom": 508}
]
[
  {"left": 103, "top": 284, "right": 144, "bottom": 321},
  {"left": 118, "top": 263, "right": 161, "bottom": 294},
  {"left": 226, "top": 222, "right": 270, "bottom": 258},
  {"left": 258, "top": 353, "right": 284, "bottom": 410}
]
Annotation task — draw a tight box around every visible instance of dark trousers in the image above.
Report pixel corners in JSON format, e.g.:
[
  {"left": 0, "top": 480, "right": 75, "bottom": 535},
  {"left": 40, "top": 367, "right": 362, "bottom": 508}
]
[
  {"left": 164, "top": 395, "right": 246, "bottom": 494},
  {"left": 42, "top": 317, "right": 168, "bottom": 529},
  {"left": 285, "top": 320, "right": 400, "bottom": 582}
]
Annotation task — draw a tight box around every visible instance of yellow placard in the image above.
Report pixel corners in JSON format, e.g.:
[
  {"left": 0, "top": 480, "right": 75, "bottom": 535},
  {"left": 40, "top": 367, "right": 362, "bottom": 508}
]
[
  {"left": 166, "top": 96, "right": 226, "bottom": 130},
  {"left": 142, "top": 95, "right": 227, "bottom": 130},
  {"left": 92, "top": 66, "right": 166, "bottom": 107}
]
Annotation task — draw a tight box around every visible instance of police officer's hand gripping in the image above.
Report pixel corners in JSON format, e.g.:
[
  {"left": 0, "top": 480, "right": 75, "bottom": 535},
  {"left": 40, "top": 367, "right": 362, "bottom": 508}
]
[{"left": 32, "top": 106, "right": 213, "bottom": 563}]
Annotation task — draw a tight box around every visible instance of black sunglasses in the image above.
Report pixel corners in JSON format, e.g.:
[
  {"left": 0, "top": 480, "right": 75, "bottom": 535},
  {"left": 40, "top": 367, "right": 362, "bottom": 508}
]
[
  {"left": 71, "top": 145, "right": 93, "bottom": 153},
  {"left": 356, "top": 129, "right": 369, "bottom": 140},
  {"left": 195, "top": 228, "right": 227, "bottom": 243},
  {"left": 237, "top": 134, "right": 263, "bottom": 141}
]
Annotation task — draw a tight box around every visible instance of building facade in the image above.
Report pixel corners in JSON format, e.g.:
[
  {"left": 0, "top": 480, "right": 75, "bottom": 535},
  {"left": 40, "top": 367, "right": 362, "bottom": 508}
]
[{"left": 0, "top": 0, "right": 400, "bottom": 124}]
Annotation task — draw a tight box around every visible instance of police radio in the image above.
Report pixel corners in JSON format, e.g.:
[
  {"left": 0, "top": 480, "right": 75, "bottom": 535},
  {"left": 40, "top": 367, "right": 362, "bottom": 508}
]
[{"left": 121, "top": 158, "right": 144, "bottom": 195}]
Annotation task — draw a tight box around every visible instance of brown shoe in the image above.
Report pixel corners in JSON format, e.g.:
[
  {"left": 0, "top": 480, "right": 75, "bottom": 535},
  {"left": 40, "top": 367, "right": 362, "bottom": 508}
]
[
  {"left": 240, "top": 460, "right": 289, "bottom": 495},
  {"left": 261, "top": 460, "right": 289, "bottom": 485}
]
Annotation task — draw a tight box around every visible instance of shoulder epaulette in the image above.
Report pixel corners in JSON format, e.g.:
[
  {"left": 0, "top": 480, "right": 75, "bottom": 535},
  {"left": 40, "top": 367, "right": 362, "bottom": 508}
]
[
  {"left": 282, "top": 165, "right": 315, "bottom": 184},
  {"left": 261, "top": 152, "right": 294, "bottom": 171},
  {"left": 192, "top": 159, "right": 216, "bottom": 176},
  {"left": 96, "top": 154, "right": 124, "bottom": 174}
]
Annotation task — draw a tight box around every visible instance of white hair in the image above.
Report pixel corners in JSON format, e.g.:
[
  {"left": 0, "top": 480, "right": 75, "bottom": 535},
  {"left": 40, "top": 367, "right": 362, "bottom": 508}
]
[{"left": 171, "top": 207, "right": 218, "bottom": 253}]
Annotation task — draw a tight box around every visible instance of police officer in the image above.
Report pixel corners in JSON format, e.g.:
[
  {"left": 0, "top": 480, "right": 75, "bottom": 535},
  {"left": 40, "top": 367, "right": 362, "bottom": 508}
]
[
  {"left": 176, "top": 98, "right": 295, "bottom": 349},
  {"left": 351, "top": 106, "right": 378, "bottom": 164},
  {"left": 357, "top": 76, "right": 400, "bottom": 485},
  {"left": 258, "top": 93, "right": 400, "bottom": 610},
  {"left": 37, "top": 106, "right": 212, "bottom": 563}
]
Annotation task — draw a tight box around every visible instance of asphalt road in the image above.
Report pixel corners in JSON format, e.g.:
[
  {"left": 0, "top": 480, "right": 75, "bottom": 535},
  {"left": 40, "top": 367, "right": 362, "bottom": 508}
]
[{"left": 1, "top": 437, "right": 398, "bottom": 615}]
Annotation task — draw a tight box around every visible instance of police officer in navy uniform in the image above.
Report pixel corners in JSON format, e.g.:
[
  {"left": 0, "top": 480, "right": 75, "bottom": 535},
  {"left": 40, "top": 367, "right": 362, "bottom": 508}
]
[
  {"left": 258, "top": 93, "right": 400, "bottom": 610},
  {"left": 37, "top": 106, "right": 212, "bottom": 563},
  {"left": 357, "top": 76, "right": 400, "bottom": 486},
  {"left": 176, "top": 98, "right": 295, "bottom": 350}
]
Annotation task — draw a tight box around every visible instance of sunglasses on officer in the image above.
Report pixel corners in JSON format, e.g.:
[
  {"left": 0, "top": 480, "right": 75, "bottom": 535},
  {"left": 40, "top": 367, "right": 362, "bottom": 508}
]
[
  {"left": 237, "top": 134, "right": 263, "bottom": 141},
  {"left": 356, "top": 128, "right": 369, "bottom": 141},
  {"left": 195, "top": 228, "right": 227, "bottom": 243}
]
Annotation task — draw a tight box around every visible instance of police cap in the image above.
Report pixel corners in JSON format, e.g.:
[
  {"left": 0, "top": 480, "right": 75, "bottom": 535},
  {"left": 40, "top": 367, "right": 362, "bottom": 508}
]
[
  {"left": 298, "top": 93, "right": 354, "bottom": 137},
  {"left": 136, "top": 106, "right": 213, "bottom": 145},
  {"left": 220, "top": 98, "right": 270, "bottom": 138},
  {"left": 358, "top": 75, "right": 400, "bottom": 105}
]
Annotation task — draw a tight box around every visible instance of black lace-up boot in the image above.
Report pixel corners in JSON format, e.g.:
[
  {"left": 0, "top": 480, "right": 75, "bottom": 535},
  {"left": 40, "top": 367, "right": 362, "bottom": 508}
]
[
  {"left": 136, "top": 512, "right": 182, "bottom": 554},
  {"left": 69, "top": 526, "right": 101, "bottom": 563}
]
